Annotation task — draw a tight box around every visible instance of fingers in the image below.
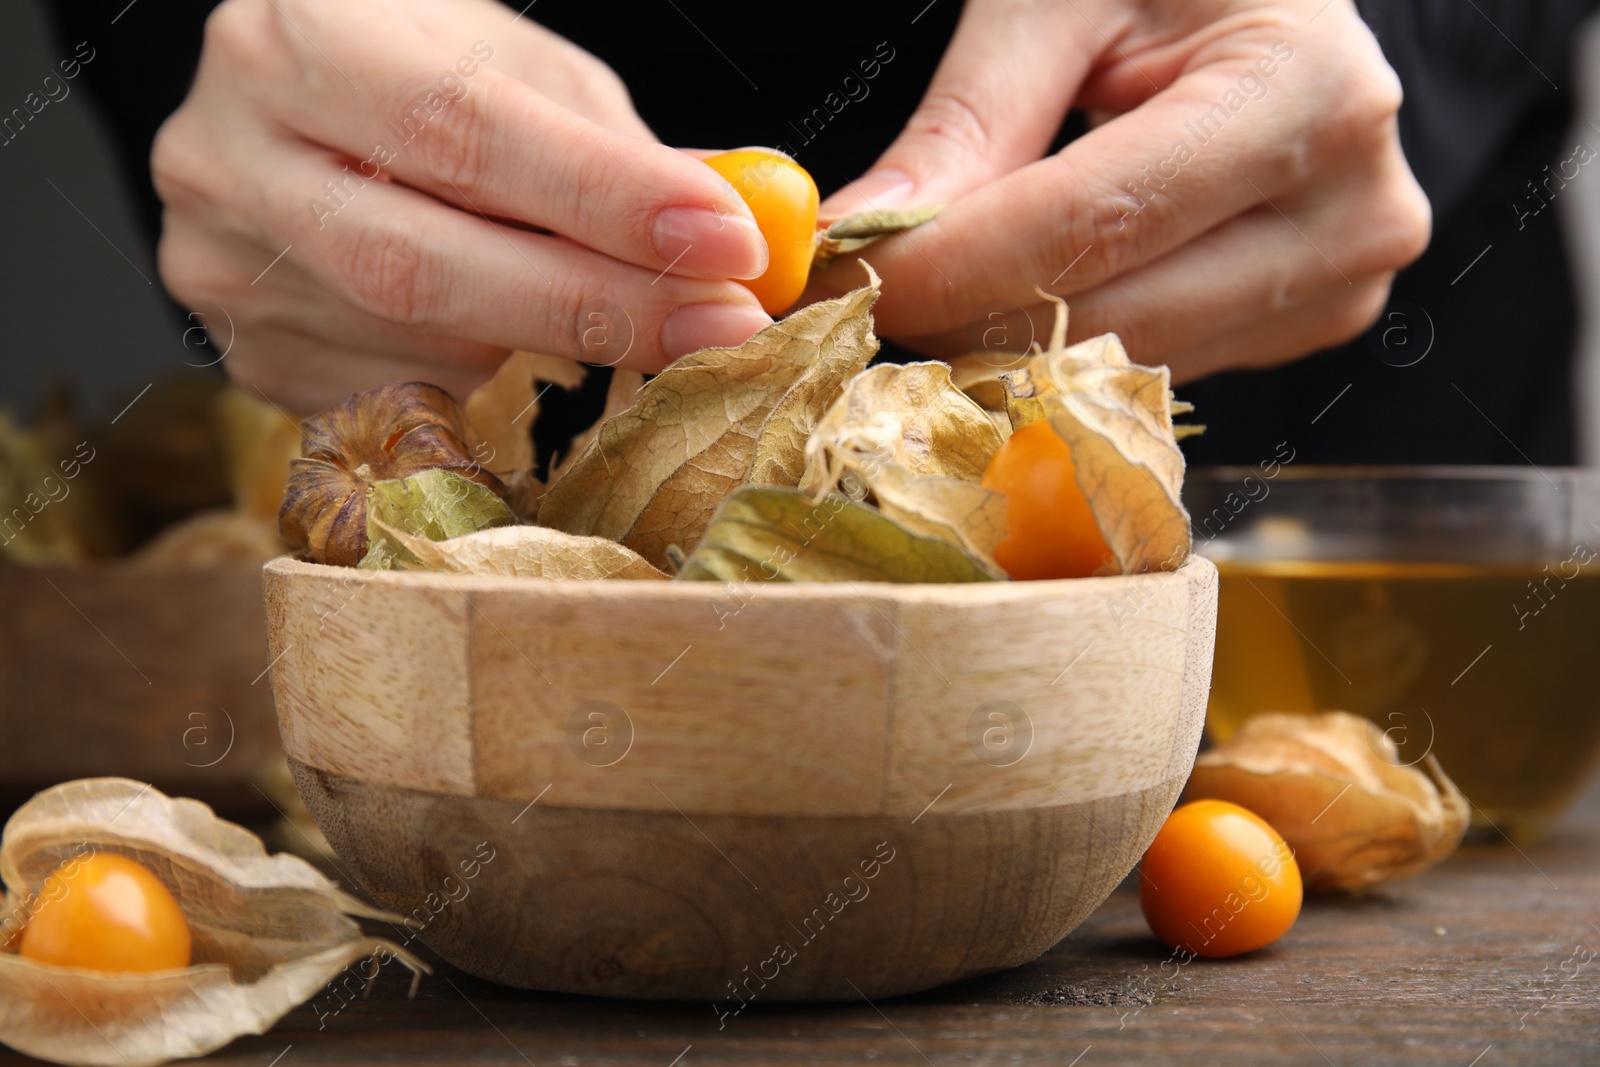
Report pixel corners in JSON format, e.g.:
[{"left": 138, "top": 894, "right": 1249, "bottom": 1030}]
[
  {"left": 888, "top": 142, "right": 1425, "bottom": 380},
  {"left": 818, "top": 0, "right": 1093, "bottom": 219},
  {"left": 230, "top": 326, "right": 507, "bottom": 415},
  {"left": 1072, "top": 145, "right": 1423, "bottom": 354},
  {"left": 159, "top": 0, "right": 781, "bottom": 414},
  {"left": 825, "top": 19, "right": 1414, "bottom": 340},
  {"left": 478, "top": 16, "right": 655, "bottom": 137},
  {"left": 236, "top": 0, "right": 769, "bottom": 282},
  {"left": 163, "top": 134, "right": 773, "bottom": 379},
  {"left": 1067, "top": 150, "right": 1424, "bottom": 354},
  {"left": 158, "top": 215, "right": 511, "bottom": 411},
  {"left": 897, "top": 265, "right": 1396, "bottom": 386},
  {"left": 1162, "top": 275, "right": 1396, "bottom": 384},
  {"left": 287, "top": 163, "right": 772, "bottom": 369}
]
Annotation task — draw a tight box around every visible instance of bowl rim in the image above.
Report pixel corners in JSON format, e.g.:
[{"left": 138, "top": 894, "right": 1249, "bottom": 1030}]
[{"left": 262, "top": 553, "right": 1214, "bottom": 604}]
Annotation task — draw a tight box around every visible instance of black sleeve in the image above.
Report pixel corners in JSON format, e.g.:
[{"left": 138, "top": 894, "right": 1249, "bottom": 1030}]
[
  {"left": 1175, "top": 1, "right": 1600, "bottom": 468},
  {"left": 1356, "top": 0, "right": 1600, "bottom": 225}
]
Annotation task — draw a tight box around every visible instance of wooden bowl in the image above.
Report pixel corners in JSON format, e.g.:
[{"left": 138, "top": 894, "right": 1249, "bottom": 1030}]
[
  {"left": 0, "top": 564, "right": 283, "bottom": 817},
  {"left": 263, "top": 555, "right": 1218, "bottom": 1001}
]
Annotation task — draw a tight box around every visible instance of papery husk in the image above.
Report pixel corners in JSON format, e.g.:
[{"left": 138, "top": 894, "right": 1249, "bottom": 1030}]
[
  {"left": 1185, "top": 711, "right": 1470, "bottom": 893},
  {"left": 548, "top": 369, "right": 645, "bottom": 486},
  {"left": 126, "top": 510, "right": 285, "bottom": 569},
  {"left": 800, "top": 362, "right": 1008, "bottom": 563},
  {"left": 279, "top": 383, "right": 507, "bottom": 567},
  {"left": 676, "top": 486, "right": 1003, "bottom": 584},
  {"left": 459, "top": 351, "right": 584, "bottom": 521},
  {"left": 0, "top": 778, "right": 425, "bottom": 1067},
  {"left": 79, "top": 378, "right": 233, "bottom": 550},
  {"left": 464, "top": 351, "right": 585, "bottom": 478},
  {"left": 0, "top": 412, "right": 95, "bottom": 565},
  {"left": 813, "top": 206, "right": 945, "bottom": 266},
  {"left": 538, "top": 265, "right": 882, "bottom": 570},
  {"left": 1168, "top": 396, "right": 1206, "bottom": 440},
  {"left": 358, "top": 469, "right": 516, "bottom": 571},
  {"left": 1017, "top": 299, "right": 1191, "bottom": 574},
  {"left": 498, "top": 469, "right": 545, "bottom": 524},
  {"left": 998, "top": 367, "right": 1051, "bottom": 434},
  {"left": 214, "top": 388, "right": 301, "bottom": 521},
  {"left": 368, "top": 520, "right": 667, "bottom": 580},
  {"left": 945, "top": 352, "right": 1028, "bottom": 414},
  {"left": 252, "top": 758, "right": 330, "bottom": 866}
]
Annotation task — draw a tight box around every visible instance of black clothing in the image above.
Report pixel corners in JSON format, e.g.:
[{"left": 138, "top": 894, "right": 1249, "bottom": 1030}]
[
  {"left": 45, "top": 0, "right": 1600, "bottom": 466},
  {"left": 1179, "top": 0, "right": 1600, "bottom": 467}
]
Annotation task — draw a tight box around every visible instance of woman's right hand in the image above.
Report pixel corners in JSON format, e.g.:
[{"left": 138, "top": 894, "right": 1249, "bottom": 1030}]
[{"left": 153, "top": 0, "right": 772, "bottom": 413}]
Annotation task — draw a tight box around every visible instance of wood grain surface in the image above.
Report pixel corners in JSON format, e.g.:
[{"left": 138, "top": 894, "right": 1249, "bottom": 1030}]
[
  {"left": 263, "top": 556, "right": 1216, "bottom": 998},
  {"left": 263, "top": 556, "right": 1218, "bottom": 817},
  {"left": 4, "top": 777, "right": 1590, "bottom": 1066},
  {"left": 290, "top": 760, "right": 1183, "bottom": 1000},
  {"left": 0, "top": 565, "right": 282, "bottom": 815}
]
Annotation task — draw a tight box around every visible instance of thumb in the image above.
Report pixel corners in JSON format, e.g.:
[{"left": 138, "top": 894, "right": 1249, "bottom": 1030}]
[{"left": 819, "top": 0, "right": 1096, "bottom": 219}]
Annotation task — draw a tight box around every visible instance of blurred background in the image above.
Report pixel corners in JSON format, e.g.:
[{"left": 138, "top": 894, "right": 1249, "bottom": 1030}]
[
  {"left": 4, "top": 0, "right": 1600, "bottom": 835},
  {"left": 2, "top": 0, "right": 191, "bottom": 420}
]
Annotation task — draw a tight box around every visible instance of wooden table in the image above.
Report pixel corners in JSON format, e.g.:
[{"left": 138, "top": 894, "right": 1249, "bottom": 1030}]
[{"left": 8, "top": 780, "right": 1600, "bottom": 1066}]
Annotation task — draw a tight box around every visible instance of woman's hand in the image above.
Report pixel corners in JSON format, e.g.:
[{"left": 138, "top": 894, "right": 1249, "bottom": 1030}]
[
  {"left": 815, "top": 0, "right": 1431, "bottom": 383},
  {"left": 154, "top": 0, "right": 772, "bottom": 412}
]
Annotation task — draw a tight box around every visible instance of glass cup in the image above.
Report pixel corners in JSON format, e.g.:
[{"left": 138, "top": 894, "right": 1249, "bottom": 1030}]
[{"left": 1185, "top": 466, "right": 1600, "bottom": 843}]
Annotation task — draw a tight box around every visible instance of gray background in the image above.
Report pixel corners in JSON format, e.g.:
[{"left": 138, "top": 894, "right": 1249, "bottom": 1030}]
[{"left": 0, "top": 0, "right": 190, "bottom": 423}]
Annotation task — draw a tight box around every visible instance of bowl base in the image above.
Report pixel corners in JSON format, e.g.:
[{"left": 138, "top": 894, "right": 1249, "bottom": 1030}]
[{"left": 290, "top": 760, "right": 1182, "bottom": 1001}]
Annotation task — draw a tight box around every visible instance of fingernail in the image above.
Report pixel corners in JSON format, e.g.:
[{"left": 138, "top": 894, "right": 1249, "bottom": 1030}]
[
  {"left": 660, "top": 303, "right": 773, "bottom": 360},
  {"left": 652, "top": 207, "right": 769, "bottom": 280},
  {"left": 820, "top": 168, "right": 914, "bottom": 220}
]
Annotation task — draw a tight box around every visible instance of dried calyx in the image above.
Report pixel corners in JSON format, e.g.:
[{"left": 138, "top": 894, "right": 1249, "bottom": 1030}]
[
  {"left": 1185, "top": 711, "right": 1469, "bottom": 893},
  {"left": 678, "top": 485, "right": 1004, "bottom": 583},
  {"left": 277, "top": 265, "right": 1200, "bottom": 585},
  {"left": 812, "top": 205, "right": 946, "bottom": 266},
  {"left": 366, "top": 517, "right": 667, "bottom": 580},
  {"left": 0, "top": 778, "right": 424, "bottom": 1067},
  {"left": 952, "top": 296, "right": 1196, "bottom": 575},
  {"left": 800, "top": 361, "right": 1008, "bottom": 565},
  {"left": 278, "top": 382, "right": 506, "bottom": 566},
  {"left": 537, "top": 264, "right": 884, "bottom": 571}
]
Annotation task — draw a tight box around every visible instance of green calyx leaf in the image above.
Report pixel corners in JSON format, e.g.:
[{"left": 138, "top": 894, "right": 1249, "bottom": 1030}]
[
  {"left": 676, "top": 485, "right": 1004, "bottom": 585},
  {"left": 358, "top": 467, "right": 516, "bottom": 570},
  {"left": 813, "top": 205, "right": 946, "bottom": 266}
]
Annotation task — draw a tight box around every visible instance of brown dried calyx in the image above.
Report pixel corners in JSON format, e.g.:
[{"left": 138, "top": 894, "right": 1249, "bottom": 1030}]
[
  {"left": 279, "top": 382, "right": 506, "bottom": 566},
  {"left": 1186, "top": 711, "right": 1469, "bottom": 893},
  {"left": 0, "top": 778, "right": 425, "bottom": 1067},
  {"left": 974, "top": 295, "right": 1194, "bottom": 575}
]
